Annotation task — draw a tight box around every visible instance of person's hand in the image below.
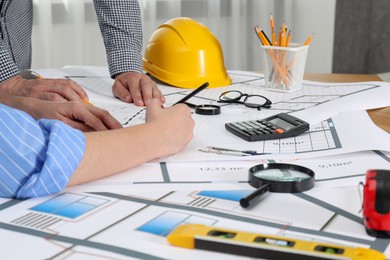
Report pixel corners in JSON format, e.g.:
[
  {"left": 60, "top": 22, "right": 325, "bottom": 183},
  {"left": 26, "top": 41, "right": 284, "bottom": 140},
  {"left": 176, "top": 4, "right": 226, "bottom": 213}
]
[
  {"left": 112, "top": 72, "right": 165, "bottom": 106},
  {"left": 0, "top": 95, "right": 123, "bottom": 132},
  {"left": 0, "top": 75, "right": 88, "bottom": 101},
  {"left": 145, "top": 99, "right": 194, "bottom": 156},
  {"left": 30, "top": 100, "right": 123, "bottom": 132}
]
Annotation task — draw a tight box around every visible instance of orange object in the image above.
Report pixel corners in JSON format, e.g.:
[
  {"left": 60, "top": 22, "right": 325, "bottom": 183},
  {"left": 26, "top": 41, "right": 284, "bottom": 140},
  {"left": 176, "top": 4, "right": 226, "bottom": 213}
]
[
  {"left": 81, "top": 99, "right": 93, "bottom": 106},
  {"left": 281, "top": 23, "right": 287, "bottom": 46},
  {"left": 277, "top": 28, "right": 282, "bottom": 46},
  {"left": 286, "top": 30, "right": 291, "bottom": 47},
  {"left": 254, "top": 26, "right": 266, "bottom": 45},
  {"left": 254, "top": 26, "right": 271, "bottom": 46},
  {"left": 270, "top": 14, "right": 276, "bottom": 46},
  {"left": 303, "top": 34, "right": 314, "bottom": 45}
]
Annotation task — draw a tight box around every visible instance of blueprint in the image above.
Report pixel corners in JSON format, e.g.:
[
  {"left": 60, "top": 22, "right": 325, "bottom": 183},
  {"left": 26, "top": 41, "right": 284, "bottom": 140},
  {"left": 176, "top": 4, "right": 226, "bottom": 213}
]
[
  {"left": 61, "top": 69, "right": 390, "bottom": 162},
  {"left": 72, "top": 150, "right": 390, "bottom": 192},
  {"left": 1, "top": 186, "right": 390, "bottom": 259},
  {"left": 65, "top": 69, "right": 390, "bottom": 128},
  {"left": 5, "top": 67, "right": 385, "bottom": 259}
]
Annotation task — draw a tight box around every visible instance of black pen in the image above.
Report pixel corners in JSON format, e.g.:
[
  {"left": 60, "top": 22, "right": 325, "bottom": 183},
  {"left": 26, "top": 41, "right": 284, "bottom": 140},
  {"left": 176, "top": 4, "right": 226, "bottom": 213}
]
[{"left": 173, "top": 82, "right": 209, "bottom": 105}]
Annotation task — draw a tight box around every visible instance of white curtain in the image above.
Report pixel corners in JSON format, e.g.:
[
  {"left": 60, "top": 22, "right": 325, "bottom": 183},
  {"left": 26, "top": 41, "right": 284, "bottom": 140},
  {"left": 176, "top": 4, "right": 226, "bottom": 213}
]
[{"left": 31, "top": 0, "right": 335, "bottom": 73}]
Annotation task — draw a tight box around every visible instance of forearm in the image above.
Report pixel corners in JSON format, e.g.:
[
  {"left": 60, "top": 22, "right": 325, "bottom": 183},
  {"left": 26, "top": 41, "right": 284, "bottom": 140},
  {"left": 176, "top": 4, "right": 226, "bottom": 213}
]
[
  {"left": 69, "top": 100, "right": 195, "bottom": 185},
  {"left": 68, "top": 123, "right": 166, "bottom": 185},
  {"left": 0, "top": 95, "right": 41, "bottom": 119}
]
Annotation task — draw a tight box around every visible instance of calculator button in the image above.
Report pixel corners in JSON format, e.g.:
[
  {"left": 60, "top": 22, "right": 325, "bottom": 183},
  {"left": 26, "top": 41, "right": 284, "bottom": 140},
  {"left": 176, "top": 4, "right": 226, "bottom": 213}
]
[
  {"left": 275, "top": 128, "right": 284, "bottom": 134},
  {"left": 244, "top": 131, "right": 255, "bottom": 136},
  {"left": 234, "top": 124, "right": 247, "bottom": 130}
]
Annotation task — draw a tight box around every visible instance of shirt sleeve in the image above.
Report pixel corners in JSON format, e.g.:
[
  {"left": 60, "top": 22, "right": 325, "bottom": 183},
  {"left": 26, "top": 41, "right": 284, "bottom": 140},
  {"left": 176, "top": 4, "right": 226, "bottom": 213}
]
[
  {"left": 0, "top": 104, "right": 86, "bottom": 199},
  {"left": 93, "top": 0, "right": 143, "bottom": 77},
  {"left": 0, "top": 41, "right": 20, "bottom": 82}
]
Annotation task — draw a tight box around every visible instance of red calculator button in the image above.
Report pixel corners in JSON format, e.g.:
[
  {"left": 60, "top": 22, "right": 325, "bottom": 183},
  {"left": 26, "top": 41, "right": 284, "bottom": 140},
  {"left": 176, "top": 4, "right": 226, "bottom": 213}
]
[{"left": 275, "top": 128, "right": 284, "bottom": 134}]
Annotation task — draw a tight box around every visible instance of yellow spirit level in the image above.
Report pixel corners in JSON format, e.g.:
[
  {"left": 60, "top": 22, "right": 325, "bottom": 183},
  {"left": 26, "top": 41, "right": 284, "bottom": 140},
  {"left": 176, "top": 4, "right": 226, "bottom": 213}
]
[{"left": 167, "top": 224, "right": 385, "bottom": 260}]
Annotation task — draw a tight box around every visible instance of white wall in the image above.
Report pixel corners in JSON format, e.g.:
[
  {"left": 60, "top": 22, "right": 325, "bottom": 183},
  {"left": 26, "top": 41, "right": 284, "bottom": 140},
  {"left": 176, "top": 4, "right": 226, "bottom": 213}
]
[
  {"left": 292, "top": 0, "right": 335, "bottom": 73},
  {"left": 31, "top": 0, "right": 336, "bottom": 73}
]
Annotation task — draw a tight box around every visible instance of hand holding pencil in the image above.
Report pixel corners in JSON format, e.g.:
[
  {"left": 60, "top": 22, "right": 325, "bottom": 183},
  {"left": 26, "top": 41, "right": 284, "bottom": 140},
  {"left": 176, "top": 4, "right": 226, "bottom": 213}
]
[{"left": 14, "top": 69, "right": 91, "bottom": 103}]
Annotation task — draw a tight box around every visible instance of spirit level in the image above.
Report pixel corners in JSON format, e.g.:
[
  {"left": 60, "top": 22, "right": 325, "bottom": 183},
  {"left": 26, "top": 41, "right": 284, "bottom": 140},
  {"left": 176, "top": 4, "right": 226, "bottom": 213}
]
[{"left": 167, "top": 224, "right": 385, "bottom": 260}]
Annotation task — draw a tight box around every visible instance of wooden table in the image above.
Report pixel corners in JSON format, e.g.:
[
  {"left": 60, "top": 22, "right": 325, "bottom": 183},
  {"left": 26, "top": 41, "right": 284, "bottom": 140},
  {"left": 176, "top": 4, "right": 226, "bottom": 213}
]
[{"left": 304, "top": 73, "right": 390, "bottom": 133}]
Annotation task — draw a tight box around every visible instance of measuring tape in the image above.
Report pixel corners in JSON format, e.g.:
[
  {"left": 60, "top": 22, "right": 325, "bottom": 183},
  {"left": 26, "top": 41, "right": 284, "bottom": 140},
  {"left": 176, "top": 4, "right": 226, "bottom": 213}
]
[
  {"left": 167, "top": 224, "right": 385, "bottom": 259},
  {"left": 362, "top": 169, "right": 390, "bottom": 238}
]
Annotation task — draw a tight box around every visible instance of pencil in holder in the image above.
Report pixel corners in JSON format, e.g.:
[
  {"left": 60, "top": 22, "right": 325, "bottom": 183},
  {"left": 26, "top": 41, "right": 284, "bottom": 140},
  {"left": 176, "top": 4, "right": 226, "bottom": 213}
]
[{"left": 261, "top": 44, "right": 309, "bottom": 92}]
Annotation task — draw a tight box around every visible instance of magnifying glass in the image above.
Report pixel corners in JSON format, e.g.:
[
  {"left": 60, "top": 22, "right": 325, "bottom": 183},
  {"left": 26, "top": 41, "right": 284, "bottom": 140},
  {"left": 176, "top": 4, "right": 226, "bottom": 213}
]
[
  {"left": 240, "top": 163, "right": 315, "bottom": 208},
  {"left": 185, "top": 102, "right": 221, "bottom": 115}
]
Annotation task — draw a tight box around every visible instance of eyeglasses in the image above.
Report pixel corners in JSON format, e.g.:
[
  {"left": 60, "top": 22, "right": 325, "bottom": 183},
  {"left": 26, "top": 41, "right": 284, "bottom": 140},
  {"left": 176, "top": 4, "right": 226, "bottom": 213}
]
[{"left": 218, "top": 90, "right": 272, "bottom": 110}]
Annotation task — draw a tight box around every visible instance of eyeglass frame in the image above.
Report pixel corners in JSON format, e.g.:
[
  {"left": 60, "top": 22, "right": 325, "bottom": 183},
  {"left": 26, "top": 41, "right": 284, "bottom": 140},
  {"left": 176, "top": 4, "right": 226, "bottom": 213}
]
[{"left": 217, "top": 90, "right": 272, "bottom": 110}]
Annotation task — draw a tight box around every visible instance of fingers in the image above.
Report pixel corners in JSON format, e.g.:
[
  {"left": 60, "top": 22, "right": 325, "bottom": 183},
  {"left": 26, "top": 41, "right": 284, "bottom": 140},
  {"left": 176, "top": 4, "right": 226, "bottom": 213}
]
[
  {"left": 73, "top": 105, "right": 122, "bottom": 131},
  {"left": 145, "top": 99, "right": 191, "bottom": 123},
  {"left": 112, "top": 79, "right": 134, "bottom": 103},
  {"left": 58, "top": 102, "right": 122, "bottom": 131},
  {"left": 60, "top": 117, "right": 95, "bottom": 132},
  {"left": 153, "top": 84, "right": 166, "bottom": 104},
  {"left": 0, "top": 76, "right": 88, "bottom": 102},
  {"left": 145, "top": 98, "right": 164, "bottom": 122},
  {"left": 35, "top": 91, "right": 68, "bottom": 102},
  {"left": 147, "top": 98, "right": 164, "bottom": 109},
  {"left": 62, "top": 79, "right": 89, "bottom": 101},
  {"left": 11, "top": 78, "right": 88, "bottom": 101},
  {"left": 134, "top": 76, "right": 161, "bottom": 104},
  {"left": 113, "top": 72, "right": 165, "bottom": 106},
  {"left": 113, "top": 73, "right": 144, "bottom": 105},
  {"left": 36, "top": 79, "right": 88, "bottom": 101},
  {"left": 87, "top": 106, "right": 123, "bottom": 130}
]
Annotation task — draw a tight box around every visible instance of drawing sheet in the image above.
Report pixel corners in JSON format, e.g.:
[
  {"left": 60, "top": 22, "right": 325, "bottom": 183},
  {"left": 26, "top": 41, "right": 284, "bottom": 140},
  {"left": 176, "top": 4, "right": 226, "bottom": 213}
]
[
  {"left": 1, "top": 66, "right": 389, "bottom": 259},
  {"left": 172, "top": 109, "right": 390, "bottom": 162},
  {"left": 35, "top": 67, "right": 390, "bottom": 126},
  {"left": 69, "top": 150, "right": 390, "bottom": 192},
  {"left": 1, "top": 187, "right": 390, "bottom": 259},
  {"left": 35, "top": 67, "right": 390, "bottom": 162}
]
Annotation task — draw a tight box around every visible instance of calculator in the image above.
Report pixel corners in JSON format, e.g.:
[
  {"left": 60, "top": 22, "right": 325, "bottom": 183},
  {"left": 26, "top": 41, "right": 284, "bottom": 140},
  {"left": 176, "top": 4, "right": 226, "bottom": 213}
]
[{"left": 225, "top": 113, "right": 310, "bottom": 141}]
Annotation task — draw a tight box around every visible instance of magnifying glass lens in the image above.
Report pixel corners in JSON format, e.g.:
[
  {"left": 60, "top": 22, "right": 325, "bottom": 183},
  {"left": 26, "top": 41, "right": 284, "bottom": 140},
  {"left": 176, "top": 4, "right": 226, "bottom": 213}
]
[
  {"left": 241, "top": 163, "right": 315, "bottom": 209},
  {"left": 201, "top": 106, "right": 216, "bottom": 110},
  {"left": 253, "top": 169, "right": 311, "bottom": 182},
  {"left": 195, "top": 104, "right": 221, "bottom": 115}
]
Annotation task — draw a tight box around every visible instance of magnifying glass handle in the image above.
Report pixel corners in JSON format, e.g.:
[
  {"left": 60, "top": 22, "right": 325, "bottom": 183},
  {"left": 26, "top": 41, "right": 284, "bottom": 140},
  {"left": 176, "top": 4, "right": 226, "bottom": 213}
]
[{"left": 240, "top": 184, "right": 270, "bottom": 208}]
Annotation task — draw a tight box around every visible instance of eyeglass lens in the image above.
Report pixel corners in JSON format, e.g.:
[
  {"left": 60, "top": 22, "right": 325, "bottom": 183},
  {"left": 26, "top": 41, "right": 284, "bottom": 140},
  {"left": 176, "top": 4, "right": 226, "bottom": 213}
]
[
  {"left": 220, "top": 90, "right": 242, "bottom": 101},
  {"left": 219, "top": 91, "right": 271, "bottom": 109}
]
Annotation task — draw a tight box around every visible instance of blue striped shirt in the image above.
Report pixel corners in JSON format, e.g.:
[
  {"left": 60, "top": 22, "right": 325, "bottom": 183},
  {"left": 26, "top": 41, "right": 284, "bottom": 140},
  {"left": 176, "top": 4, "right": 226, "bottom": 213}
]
[{"left": 0, "top": 104, "right": 86, "bottom": 199}]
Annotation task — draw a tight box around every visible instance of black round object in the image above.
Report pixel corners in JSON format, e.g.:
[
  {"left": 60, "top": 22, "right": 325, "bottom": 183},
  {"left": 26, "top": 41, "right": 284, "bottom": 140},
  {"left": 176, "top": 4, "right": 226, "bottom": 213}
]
[
  {"left": 248, "top": 163, "right": 315, "bottom": 193},
  {"left": 240, "top": 163, "right": 315, "bottom": 208},
  {"left": 195, "top": 104, "right": 221, "bottom": 115}
]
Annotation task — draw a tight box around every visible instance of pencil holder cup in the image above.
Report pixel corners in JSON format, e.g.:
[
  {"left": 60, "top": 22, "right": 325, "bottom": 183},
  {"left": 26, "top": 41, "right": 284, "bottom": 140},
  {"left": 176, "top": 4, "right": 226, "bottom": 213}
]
[{"left": 261, "top": 44, "right": 309, "bottom": 92}]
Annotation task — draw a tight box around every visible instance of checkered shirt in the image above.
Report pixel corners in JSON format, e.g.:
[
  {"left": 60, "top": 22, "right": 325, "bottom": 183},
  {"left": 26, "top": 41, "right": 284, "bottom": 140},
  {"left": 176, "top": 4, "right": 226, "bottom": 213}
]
[{"left": 0, "top": 0, "right": 143, "bottom": 82}]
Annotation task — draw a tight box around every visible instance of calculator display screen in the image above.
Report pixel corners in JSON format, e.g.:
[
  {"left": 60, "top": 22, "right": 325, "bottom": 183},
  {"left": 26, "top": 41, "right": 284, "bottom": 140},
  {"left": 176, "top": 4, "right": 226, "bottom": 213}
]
[{"left": 269, "top": 117, "right": 296, "bottom": 130}]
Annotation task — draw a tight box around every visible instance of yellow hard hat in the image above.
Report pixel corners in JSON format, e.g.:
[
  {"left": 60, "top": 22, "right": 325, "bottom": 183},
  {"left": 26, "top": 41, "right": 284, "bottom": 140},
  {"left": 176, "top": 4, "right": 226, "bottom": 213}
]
[{"left": 143, "top": 17, "right": 231, "bottom": 88}]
